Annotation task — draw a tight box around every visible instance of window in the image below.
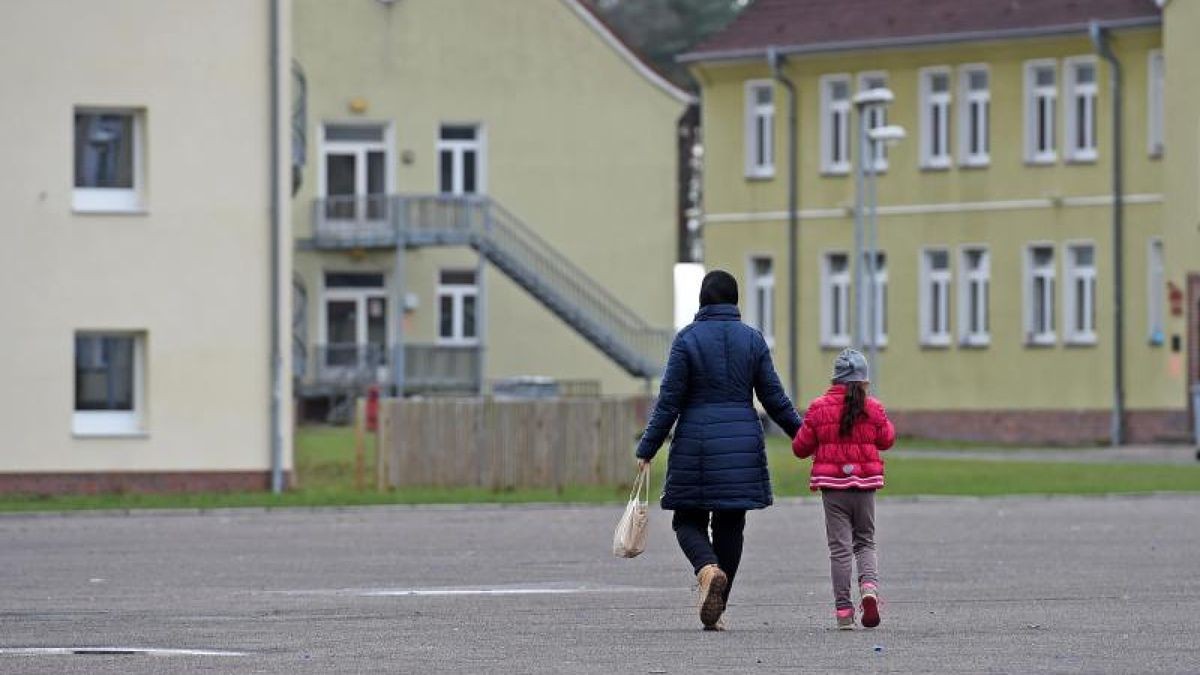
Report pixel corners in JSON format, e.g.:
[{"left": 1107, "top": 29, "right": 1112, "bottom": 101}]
[
  {"left": 747, "top": 256, "right": 775, "bottom": 346},
  {"left": 1025, "top": 60, "right": 1057, "bottom": 163},
  {"left": 1065, "top": 57, "right": 1099, "bottom": 162},
  {"left": 437, "top": 269, "right": 479, "bottom": 345},
  {"left": 322, "top": 272, "right": 389, "bottom": 371},
  {"left": 1148, "top": 50, "right": 1164, "bottom": 158},
  {"left": 860, "top": 252, "right": 887, "bottom": 346},
  {"left": 858, "top": 72, "right": 889, "bottom": 171},
  {"left": 821, "top": 253, "right": 851, "bottom": 347},
  {"left": 1148, "top": 238, "right": 1165, "bottom": 345},
  {"left": 820, "top": 74, "right": 852, "bottom": 174},
  {"left": 959, "top": 65, "right": 990, "bottom": 166},
  {"left": 959, "top": 247, "right": 990, "bottom": 346},
  {"left": 74, "top": 332, "right": 145, "bottom": 435},
  {"left": 438, "top": 124, "right": 484, "bottom": 195},
  {"left": 920, "top": 249, "right": 951, "bottom": 346},
  {"left": 73, "top": 109, "right": 144, "bottom": 212},
  {"left": 744, "top": 81, "right": 775, "bottom": 178},
  {"left": 322, "top": 123, "right": 389, "bottom": 222},
  {"left": 1026, "top": 245, "right": 1057, "bottom": 345},
  {"left": 919, "top": 68, "right": 952, "bottom": 169},
  {"left": 1064, "top": 243, "right": 1097, "bottom": 344}
]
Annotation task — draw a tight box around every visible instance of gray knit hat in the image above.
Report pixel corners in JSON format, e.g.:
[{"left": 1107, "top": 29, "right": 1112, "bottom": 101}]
[{"left": 831, "top": 348, "right": 869, "bottom": 383}]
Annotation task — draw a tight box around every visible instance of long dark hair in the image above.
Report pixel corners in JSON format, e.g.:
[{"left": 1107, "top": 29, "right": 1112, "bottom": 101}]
[{"left": 839, "top": 381, "right": 869, "bottom": 438}]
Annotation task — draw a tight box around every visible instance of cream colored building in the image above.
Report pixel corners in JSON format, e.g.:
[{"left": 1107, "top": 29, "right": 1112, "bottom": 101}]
[
  {"left": 291, "top": 0, "right": 691, "bottom": 417},
  {"left": 0, "top": 0, "right": 293, "bottom": 491}
]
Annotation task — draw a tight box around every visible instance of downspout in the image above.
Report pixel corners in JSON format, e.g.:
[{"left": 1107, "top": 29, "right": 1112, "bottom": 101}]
[
  {"left": 1090, "top": 22, "right": 1125, "bottom": 446},
  {"left": 269, "top": 0, "right": 285, "bottom": 492},
  {"left": 768, "top": 47, "right": 800, "bottom": 401}
]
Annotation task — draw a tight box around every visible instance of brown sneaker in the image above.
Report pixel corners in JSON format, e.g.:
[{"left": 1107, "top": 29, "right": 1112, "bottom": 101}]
[
  {"left": 703, "top": 617, "right": 727, "bottom": 632},
  {"left": 696, "top": 564, "right": 728, "bottom": 629}
]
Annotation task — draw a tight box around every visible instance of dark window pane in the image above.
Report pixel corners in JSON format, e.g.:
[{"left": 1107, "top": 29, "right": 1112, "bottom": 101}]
[
  {"left": 325, "top": 124, "right": 385, "bottom": 142},
  {"left": 440, "top": 125, "right": 477, "bottom": 141},
  {"left": 439, "top": 295, "right": 455, "bottom": 338},
  {"left": 75, "top": 335, "right": 134, "bottom": 411},
  {"left": 325, "top": 272, "right": 384, "bottom": 288},
  {"left": 463, "top": 150, "right": 477, "bottom": 194},
  {"left": 439, "top": 270, "right": 476, "bottom": 286},
  {"left": 367, "top": 297, "right": 387, "bottom": 349},
  {"left": 74, "top": 113, "right": 134, "bottom": 188},
  {"left": 462, "top": 295, "right": 477, "bottom": 338},
  {"left": 439, "top": 150, "right": 454, "bottom": 194}
]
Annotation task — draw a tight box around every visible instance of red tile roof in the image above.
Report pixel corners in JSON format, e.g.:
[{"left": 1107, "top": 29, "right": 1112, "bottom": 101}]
[{"left": 682, "top": 0, "right": 1160, "bottom": 62}]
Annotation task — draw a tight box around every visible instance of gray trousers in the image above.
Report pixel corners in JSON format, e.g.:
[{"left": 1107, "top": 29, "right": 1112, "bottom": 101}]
[{"left": 821, "top": 489, "right": 878, "bottom": 610}]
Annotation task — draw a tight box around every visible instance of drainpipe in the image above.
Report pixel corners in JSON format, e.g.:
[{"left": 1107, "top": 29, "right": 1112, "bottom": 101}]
[
  {"left": 269, "top": 0, "right": 285, "bottom": 493},
  {"left": 1090, "top": 22, "right": 1125, "bottom": 446},
  {"left": 768, "top": 47, "right": 800, "bottom": 401}
]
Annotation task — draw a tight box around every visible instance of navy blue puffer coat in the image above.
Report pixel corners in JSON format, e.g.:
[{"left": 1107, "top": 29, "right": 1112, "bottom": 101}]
[{"left": 636, "top": 304, "right": 802, "bottom": 511}]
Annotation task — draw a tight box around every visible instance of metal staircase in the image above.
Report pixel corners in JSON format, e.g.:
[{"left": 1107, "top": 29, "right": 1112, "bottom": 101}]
[{"left": 310, "top": 194, "right": 675, "bottom": 379}]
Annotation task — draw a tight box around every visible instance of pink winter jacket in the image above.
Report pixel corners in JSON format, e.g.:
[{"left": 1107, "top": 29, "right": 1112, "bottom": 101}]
[{"left": 792, "top": 385, "right": 896, "bottom": 490}]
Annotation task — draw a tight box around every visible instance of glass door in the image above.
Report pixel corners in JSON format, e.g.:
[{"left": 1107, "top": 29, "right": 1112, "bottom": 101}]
[{"left": 322, "top": 124, "right": 389, "bottom": 231}]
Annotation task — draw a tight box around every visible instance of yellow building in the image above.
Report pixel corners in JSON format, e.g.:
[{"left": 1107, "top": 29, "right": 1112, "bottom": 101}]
[
  {"left": 0, "top": 0, "right": 294, "bottom": 491},
  {"left": 291, "top": 0, "right": 692, "bottom": 419},
  {"left": 683, "top": 0, "right": 1193, "bottom": 443}
]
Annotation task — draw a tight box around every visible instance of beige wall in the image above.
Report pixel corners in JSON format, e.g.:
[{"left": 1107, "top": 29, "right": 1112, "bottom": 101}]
[
  {"left": 0, "top": 0, "right": 292, "bottom": 472},
  {"left": 1162, "top": 0, "right": 1200, "bottom": 358},
  {"left": 293, "top": 0, "right": 686, "bottom": 395},
  {"left": 693, "top": 29, "right": 1179, "bottom": 412}
]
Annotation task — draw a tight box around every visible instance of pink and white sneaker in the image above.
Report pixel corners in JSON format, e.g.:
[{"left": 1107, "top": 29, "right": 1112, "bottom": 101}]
[
  {"left": 836, "top": 607, "right": 855, "bottom": 630},
  {"left": 859, "top": 583, "right": 881, "bottom": 628}
]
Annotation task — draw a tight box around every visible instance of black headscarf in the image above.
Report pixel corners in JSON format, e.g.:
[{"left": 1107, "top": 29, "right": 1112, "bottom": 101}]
[{"left": 699, "top": 270, "right": 738, "bottom": 307}]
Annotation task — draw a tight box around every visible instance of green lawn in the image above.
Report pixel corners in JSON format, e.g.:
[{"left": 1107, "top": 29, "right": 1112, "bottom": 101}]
[{"left": 0, "top": 429, "right": 1196, "bottom": 513}]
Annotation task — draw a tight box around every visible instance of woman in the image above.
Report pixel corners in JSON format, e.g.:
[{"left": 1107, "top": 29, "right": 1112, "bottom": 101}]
[{"left": 635, "top": 270, "right": 801, "bottom": 631}]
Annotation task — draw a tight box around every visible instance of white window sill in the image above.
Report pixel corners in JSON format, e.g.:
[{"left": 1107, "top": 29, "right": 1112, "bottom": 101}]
[
  {"left": 1024, "top": 336, "right": 1057, "bottom": 348},
  {"left": 920, "top": 160, "right": 952, "bottom": 172},
  {"left": 920, "top": 336, "right": 952, "bottom": 349},
  {"left": 1065, "top": 153, "right": 1098, "bottom": 165},
  {"left": 745, "top": 171, "right": 776, "bottom": 181},
  {"left": 73, "top": 411, "right": 144, "bottom": 436},
  {"left": 959, "top": 335, "right": 991, "bottom": 348},
  {"left": 1025, "top": 157, "right": 1057, "bottom": 166},
  {"left": 1065, "top": 335, "right": 1098, "bottom": 347},
  {"left": 820, "top": 338, "right": 851, "bottom": 350},
  {"left": 820, "top": 166, "right": 850, "bottom": 177},
  {"left": 436, "top": 340, "right": 481, "bottom": 348},
  {"left": 960, "top": 157, "right": 990, "bottom": 169}
]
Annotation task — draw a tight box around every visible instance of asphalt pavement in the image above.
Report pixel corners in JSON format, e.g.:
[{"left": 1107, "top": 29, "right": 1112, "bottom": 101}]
[{"left": 1, "top": 495, "right": 1199, "bottom": 673}]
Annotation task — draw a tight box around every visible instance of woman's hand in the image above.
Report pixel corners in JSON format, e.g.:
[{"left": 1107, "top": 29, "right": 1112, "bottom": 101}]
[{"left": 637, "top": 458, "right": 651, "bottom": 472}]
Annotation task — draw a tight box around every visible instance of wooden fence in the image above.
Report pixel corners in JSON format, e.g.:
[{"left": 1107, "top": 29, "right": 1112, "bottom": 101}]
[{"left": 376, "top": 397, "right": 649, "bottom": 490}]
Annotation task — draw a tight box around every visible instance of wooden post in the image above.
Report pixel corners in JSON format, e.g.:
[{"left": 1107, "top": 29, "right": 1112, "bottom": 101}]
[
  {"left": 375, "top": 399, "right": 389, "bottom": 492},
  {"left": 354, "top": 398, "right": 366, "bottom": 491}
]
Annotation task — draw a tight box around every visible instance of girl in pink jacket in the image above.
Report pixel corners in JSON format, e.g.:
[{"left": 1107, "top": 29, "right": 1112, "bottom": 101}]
[{"left": 792, "top": 348, "right": 895, "bottom": 630}]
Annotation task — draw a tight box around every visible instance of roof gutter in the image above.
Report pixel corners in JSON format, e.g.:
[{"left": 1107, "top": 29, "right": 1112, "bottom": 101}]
[
  {"left": 269, "top": 0, "right": 285, "bottom": 493},
  {"left": 767, "top": 47, "right": 799, "bottom": 402},
  {"left": 679, "top": 16, "right": 1161, "bottom": 64}
]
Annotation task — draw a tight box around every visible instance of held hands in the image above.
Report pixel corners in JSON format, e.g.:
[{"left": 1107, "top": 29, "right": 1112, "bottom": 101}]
[{"left": 636, "top": 458, "right": 651, "bottom": 472}]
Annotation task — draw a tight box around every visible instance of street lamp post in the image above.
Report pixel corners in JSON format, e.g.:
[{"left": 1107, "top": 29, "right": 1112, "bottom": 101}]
[{"left": 865, "top": 124, "right": 906, "bottom": 393}]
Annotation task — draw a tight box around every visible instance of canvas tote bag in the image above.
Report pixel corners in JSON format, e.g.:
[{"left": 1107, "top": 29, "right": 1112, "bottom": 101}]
[{"left": 612, "top": 464, "right": 650, "bottom": 558}]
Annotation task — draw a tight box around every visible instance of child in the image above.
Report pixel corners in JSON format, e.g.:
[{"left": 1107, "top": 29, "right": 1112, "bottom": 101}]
[{"left": 792, "top": 348, "right": 895, "bottom": 630}]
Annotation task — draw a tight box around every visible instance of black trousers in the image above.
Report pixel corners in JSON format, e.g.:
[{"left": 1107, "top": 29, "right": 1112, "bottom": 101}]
[{"left": 671, "top": 509, "right": 747, "bottom": 603}]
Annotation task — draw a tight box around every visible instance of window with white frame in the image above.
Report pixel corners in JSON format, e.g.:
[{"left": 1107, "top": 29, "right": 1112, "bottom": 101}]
[
  {"left": 322, "top": 123, "right": 390, "bottom": 222},
  {"left": 959, "top": 65, "right": 990, "bottom": 166},
  {"left": 1065, "top": 57, "right": 1098, "bottom": 162},
  {"left": 920, "top": 249, "right": 951, "bottom": 346},
  {"left": 438, "top": 125, "right": 484, "bottom": 195},
  {"left": 1026, "top": 245, "right": 1056, "bottom": 345},
  {"left": 1064, "top": 243, "right": 1097, "bottom": 344},
  {"left": 920, "top": 68, "right": 952, "bottom": 169},
  {"left": 1147, "top": 238, "right": 1165, "bottom": 345},
  {"left": 1025, "top": 61, "right": 1057, "bottom": 163},
  {"left": 437, "top": 269, "right": 479, "bottom": 345},
  {"left": 820, "top": 74, "right": 852, "bottom": 174},
  {"left": 959, "top": 247, "right": 990, "bottom": 346},
  {"left": 73, "top": 109, "right": 144, "bottom": 212},
  {"left": 821, "top": 253, "right": 851, "bottom": 347},
  {"left": 858, "top": 72, "right": 889, "bottom": 171},
  {"left": 74, "top": 332, "right": 145, "bottom": 435},
  {"left": 322, "top": 272, "right": 389, "bottom": 371},
  {"left": 860, "top": 252, "right": 887, "bottom": 346},
  {"left": 1148, "top": 50, "right": 1164, "bottom": 158},
  {"left": 744, "top": 81, "right": 775, "bottom": 178},
  {"left": 747, "top": 256, "right": 775, "bottom": 346}
]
